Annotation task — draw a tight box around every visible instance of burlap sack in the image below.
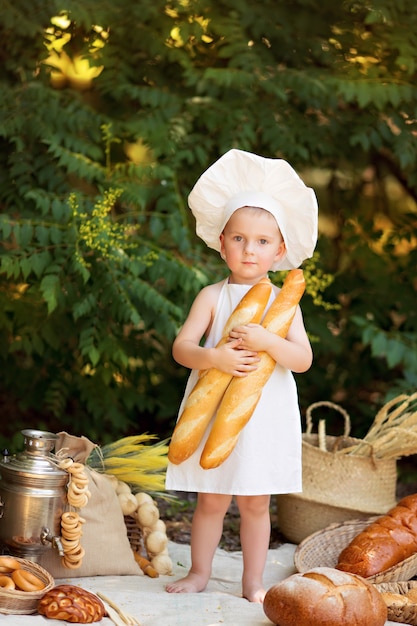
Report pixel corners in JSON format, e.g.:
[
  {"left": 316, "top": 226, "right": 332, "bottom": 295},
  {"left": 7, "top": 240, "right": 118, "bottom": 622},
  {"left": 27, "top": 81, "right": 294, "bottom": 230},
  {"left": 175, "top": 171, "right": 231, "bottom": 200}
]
[{"left": 39, "top": 432, "right": 141, "bottom": 577}]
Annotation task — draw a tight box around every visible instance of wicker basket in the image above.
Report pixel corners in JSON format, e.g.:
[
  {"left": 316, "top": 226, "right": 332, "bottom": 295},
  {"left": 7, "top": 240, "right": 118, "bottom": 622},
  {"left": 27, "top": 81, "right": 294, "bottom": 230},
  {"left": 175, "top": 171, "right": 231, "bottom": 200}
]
[
  {"left": 124, "top": 515, "right": 144, "bottom": 553},
  {"left": 294, "top": 518, "right": 417, "bottom": 584},
  {"left": 375, "top": 581, "right": 417, "bottom": 625},
  {"left": 277, "top": 401, "right": 398, "bottom": 543},
  {"left": 301, "top": 402, "right": 397, "bottom": 511},
  {"left": 0, "top": 557, "right": 54, "bottom": 615},
  {"left": 276, "top": 492, "right": 377, "bottom": 544}
]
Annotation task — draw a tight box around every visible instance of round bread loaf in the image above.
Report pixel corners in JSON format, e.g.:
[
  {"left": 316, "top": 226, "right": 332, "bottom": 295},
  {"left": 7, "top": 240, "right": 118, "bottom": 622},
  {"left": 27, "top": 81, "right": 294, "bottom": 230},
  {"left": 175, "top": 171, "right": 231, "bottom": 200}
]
[{"left": 263, "top": 567, "right": 387, "bottom": 626}]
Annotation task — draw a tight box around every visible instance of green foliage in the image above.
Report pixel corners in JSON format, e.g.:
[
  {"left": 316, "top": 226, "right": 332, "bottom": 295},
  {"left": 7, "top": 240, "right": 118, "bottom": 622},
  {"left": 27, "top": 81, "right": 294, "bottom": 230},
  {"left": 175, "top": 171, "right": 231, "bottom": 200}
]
[
  {"left": 349, "top": 227, "right": 417, "bottom": 400},
  {"left": 0, "top": 0, "right": 416, "bottom": 449},
  {"left": 300, "top": 217, "right": 417, "bottom": 436}
]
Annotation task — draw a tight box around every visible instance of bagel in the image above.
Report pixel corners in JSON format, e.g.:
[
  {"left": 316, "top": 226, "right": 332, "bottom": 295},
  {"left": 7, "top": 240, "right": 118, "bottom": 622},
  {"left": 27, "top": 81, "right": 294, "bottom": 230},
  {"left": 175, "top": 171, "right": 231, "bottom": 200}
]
[
  {"left": 0, "top": 575, "right": 15, "bottom": 590},
  {"left": 58, "top": 457, "right": 74, "bottom": 470},
  {"left": 0, "top": 556, "right": 20, "bottom": 573},
  {"left": 61, "top": 511, "right": 81, "bottom": 527},
  {"left": 62, "top": 556, "right": 85, "bottom": 569},
  {"left": 11, "top": 568, "right": 45, "bottom": 592},
  {"left": 67, "top": 462, "right": 85, "bottom": 474},
  {"left": 69, "top": 483, "right": 89, "bottom": 495}
]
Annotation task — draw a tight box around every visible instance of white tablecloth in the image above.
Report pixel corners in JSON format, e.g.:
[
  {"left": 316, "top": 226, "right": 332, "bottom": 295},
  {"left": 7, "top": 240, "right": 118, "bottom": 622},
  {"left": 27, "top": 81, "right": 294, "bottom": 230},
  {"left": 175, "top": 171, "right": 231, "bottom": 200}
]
[{"left": 0, "top": 541, "right": 407, "bottom": 625}]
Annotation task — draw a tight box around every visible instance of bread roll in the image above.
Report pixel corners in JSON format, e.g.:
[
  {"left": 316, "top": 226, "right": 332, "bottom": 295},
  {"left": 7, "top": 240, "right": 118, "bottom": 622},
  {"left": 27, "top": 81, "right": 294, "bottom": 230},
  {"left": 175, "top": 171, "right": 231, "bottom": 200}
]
[
  {"left": 263, "top": 567, "right": 387, "bottom": 626},
  {"left": 405, "top": 587, "right": 417, "bottom": 602},
  {"left": 381, "top": 591, "right": 410, "bottom": 606},
  {"left": 168, "top": 277, "right": 272, "bottom": 464},
  {"left": 200, "top": 269, "right": 305, "bottom": 469},
  {"left": 336, "top": 494, "right": 417, "bottom": 577}
]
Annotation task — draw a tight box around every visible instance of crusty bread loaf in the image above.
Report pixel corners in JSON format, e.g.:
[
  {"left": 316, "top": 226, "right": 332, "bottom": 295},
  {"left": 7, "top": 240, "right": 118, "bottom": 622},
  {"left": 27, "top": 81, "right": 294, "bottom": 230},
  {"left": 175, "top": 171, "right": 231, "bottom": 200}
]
[
  {"left": 263, "top": 567, "right": 387, "bottom": 626},
  {"left": 200, "top": 269, "right": 305, "bottom": 469},
  {"left": 168, "top": 278, "right": 272, "bottom": 464},
  {"left": 217, "top": 277, "right": 272, "bottom": 343},
  {"left": 260, "top": 268, "right": 306, "bottom": 333},
  {"left": 336, "top": 494, "right": 417, "bottom": 577}
]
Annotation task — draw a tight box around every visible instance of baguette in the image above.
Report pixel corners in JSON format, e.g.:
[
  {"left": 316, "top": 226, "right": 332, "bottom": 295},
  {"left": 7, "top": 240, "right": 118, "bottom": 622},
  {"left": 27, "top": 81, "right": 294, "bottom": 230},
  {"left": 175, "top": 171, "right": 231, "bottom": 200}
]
[
  {"left": 336, "top": 494, "right": 417, "bottom": 577},
  {"left": 167, "top": 277, "right": 272, "bottom": 464},
  {"left": 200, "top": 269, "right": 305, "bottom": 469}
]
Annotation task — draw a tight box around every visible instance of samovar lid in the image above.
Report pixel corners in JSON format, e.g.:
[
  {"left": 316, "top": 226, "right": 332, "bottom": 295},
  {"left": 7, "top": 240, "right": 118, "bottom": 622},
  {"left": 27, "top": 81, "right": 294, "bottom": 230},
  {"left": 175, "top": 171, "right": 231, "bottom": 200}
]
[
  {"left": 21, "top": 429, "right": 58, "bottom": 455},
  {"left": 0, "top": 429, "right": 67, "bottom": 478}
]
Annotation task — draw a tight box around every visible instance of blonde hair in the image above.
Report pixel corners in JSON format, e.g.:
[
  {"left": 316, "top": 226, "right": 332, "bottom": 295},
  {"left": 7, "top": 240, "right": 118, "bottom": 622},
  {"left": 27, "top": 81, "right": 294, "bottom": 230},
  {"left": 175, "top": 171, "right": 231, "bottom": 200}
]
[{"left": 224, "top": 206, "right": 282, "bottom": 236}]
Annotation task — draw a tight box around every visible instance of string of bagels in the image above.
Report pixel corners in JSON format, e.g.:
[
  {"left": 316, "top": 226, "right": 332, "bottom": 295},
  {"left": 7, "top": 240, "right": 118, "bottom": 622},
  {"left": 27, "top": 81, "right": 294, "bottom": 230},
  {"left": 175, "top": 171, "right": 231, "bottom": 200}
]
[
  {"left": 57, "top": 456, "right": 91, "bottom": 570},
  {"left": 168, "top": 268, "right": 306, "bottom": 469},
  {"left": 0, "top": 457, "right": 91, "bottom": 591}
]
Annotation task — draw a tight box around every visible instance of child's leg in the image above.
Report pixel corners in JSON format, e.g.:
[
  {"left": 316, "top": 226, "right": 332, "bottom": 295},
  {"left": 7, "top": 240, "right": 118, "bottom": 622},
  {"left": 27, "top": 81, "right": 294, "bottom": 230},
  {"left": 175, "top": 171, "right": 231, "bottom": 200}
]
[
  {"left": 166, "top": 492, "right": 232, "bottom": 593},
  {"left": 236, "top": 494, "right": 271, "bottom": 603}
]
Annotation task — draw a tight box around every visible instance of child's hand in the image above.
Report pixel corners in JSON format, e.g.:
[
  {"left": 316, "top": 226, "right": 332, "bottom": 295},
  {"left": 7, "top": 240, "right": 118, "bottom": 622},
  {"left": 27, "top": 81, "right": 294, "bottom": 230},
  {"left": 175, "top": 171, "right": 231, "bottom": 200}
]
[
  {"left": 228, "top": 323, "right": 271, "bottom": 352},
  {"left": 213, "top": 339, "right": 260, "bottom": 377}
]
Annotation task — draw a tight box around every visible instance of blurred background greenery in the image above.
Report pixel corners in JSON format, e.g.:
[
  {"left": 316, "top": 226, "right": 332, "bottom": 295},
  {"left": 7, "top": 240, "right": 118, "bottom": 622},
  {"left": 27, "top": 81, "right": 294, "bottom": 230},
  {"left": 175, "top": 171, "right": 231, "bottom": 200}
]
[{"left": 0, "top": 0, "right": 416, "bottom": 485}]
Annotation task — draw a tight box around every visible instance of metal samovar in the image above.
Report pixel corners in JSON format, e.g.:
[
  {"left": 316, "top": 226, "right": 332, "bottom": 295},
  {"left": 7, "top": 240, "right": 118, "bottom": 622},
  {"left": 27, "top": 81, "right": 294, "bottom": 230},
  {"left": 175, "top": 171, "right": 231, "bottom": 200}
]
[{"left": 0, "top": 429, "right": 67, "bottom": 561}]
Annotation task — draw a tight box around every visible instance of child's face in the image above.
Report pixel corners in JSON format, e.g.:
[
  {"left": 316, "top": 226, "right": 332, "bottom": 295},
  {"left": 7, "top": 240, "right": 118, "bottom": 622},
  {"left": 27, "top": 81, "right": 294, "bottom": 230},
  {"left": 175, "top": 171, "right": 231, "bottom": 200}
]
[{"left": 219, "top": 207, "right": 286, "bottom": 283}]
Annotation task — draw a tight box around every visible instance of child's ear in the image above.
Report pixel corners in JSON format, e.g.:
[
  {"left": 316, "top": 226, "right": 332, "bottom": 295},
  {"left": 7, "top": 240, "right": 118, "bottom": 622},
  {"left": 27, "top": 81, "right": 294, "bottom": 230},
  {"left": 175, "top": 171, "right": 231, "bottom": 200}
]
[
  {"left": 219, "top": 233, "right": 226, "bottom": 260},
  {"left": 275, "top": 240, "right": 287, "bottom": 262}
]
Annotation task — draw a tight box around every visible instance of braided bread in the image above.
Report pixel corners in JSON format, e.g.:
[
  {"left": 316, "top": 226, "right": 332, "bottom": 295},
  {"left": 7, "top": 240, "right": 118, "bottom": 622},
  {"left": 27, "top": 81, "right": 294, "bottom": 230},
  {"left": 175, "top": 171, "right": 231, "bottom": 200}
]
[{"left": 38, "top": 585, "right": 105, "bottom": 623}]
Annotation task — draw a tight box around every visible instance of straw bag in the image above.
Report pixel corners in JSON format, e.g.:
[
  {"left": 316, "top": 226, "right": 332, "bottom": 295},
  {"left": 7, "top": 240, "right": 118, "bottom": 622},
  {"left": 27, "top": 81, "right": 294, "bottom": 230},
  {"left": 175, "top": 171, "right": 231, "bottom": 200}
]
[{"left": 277, "top": 401, "right": 398, "bottom": 543}]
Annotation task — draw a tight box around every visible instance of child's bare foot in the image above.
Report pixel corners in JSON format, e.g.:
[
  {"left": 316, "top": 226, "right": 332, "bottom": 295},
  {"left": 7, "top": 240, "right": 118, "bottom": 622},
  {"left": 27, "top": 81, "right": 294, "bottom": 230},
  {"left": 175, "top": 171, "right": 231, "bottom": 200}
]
[
  {"left": 166, "top": 572, "right": 208, "bottom": 594},
  {"left": 242, "top": 581, "right": 266, "bottom": 603}
]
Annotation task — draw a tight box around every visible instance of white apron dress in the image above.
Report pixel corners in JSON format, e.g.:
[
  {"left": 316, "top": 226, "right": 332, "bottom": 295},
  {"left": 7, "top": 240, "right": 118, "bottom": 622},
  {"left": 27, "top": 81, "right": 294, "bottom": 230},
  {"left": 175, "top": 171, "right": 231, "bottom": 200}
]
[{"left": 165, "top": 279, "right": 302, "bottom": 496}]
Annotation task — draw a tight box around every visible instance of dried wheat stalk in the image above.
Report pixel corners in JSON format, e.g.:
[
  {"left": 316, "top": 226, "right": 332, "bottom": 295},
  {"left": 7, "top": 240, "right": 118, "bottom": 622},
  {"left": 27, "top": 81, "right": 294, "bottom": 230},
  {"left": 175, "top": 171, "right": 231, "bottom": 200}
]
[{"left": 340, "top": 392, "right": 417, "bottom": 459}]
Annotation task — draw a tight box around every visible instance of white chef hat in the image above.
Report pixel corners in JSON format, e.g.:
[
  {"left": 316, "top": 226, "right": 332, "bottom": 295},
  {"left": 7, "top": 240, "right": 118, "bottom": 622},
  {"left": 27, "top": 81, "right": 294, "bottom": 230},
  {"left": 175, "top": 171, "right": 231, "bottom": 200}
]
[{"left": 188, "top": 149, "right": 318, "bottom": 271}]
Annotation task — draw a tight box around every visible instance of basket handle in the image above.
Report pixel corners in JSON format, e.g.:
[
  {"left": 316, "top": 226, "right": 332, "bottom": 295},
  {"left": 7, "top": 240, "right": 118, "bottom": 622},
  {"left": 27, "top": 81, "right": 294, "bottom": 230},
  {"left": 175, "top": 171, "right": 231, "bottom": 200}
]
[{"left": 305, "top": 401, "right": 351, "bottom": 445}]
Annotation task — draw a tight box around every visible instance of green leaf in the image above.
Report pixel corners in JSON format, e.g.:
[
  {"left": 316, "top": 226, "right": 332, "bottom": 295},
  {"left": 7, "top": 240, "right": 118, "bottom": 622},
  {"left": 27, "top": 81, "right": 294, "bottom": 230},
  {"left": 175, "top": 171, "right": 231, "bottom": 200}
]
[
  {"left": 51, "top": 197, "right": 65, "bottom": 221},
  {"left": 20, "top": 257, "right": 32, "bottom": 280},
  {"left": 35, "top": 225, "right": 50, "bottom": 246},
  {"left": 0, "top": 215, "right": 12, "bottom": 239},
  {"left": 88, "top": 346, "right": 100, "bottom": 366},
  {"left": 20, "top": 222, "right": 33, "bottom": 246},
  {"left": 31, "top": 251, "right": 52, "bottom": 278},
  {"left": 386, "top": 338, "right": 405, "bottom": 368},
  {"left": 356, "top": 82, "right": 373, "bottom": 108},
  {"left": 0, "top": 256, "right": 14, "bottom": 278},
  {"left": 40, "top": 274, "right": 60, "bottom": 314},
  {"left": 370, "top": 332, "right": 388, "bottom": 357},
  {"left": 73, "top": 293, "right": 97, "bottom": 321},
  {"left": 50, "top": 227, "right": 63, "bottom": 245}
]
